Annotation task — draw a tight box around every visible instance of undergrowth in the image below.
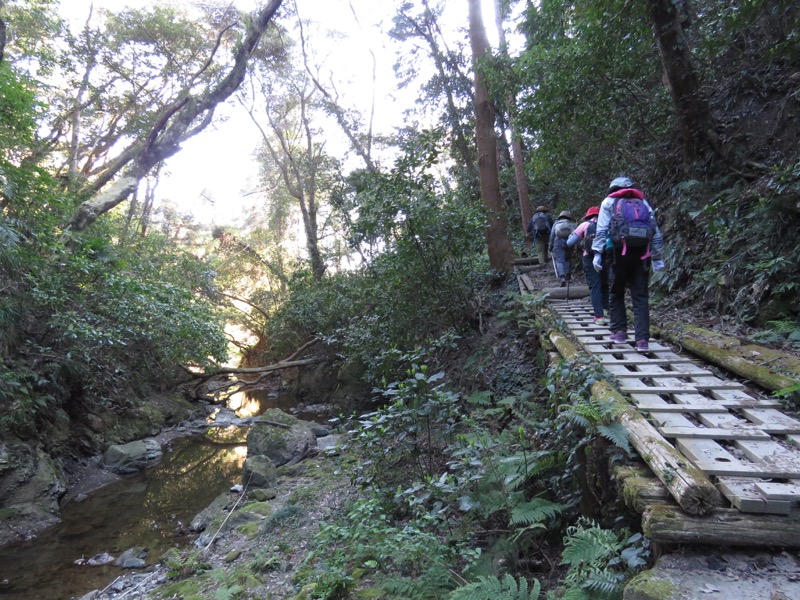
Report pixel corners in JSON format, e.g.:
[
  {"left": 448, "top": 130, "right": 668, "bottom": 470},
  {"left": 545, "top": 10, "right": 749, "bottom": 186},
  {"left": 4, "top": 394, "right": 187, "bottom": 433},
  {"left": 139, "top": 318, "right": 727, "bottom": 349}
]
[{"left": 293, "top": 318, "right": 648, "bottom": 599}]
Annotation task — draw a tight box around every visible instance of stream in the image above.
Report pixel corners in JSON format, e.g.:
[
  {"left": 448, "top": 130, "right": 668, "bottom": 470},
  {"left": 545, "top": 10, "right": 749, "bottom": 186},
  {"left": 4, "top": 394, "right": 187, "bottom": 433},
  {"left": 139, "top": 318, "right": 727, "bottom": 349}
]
[{"left": 0, "top": 389, "right": 325, "bottom": 600}]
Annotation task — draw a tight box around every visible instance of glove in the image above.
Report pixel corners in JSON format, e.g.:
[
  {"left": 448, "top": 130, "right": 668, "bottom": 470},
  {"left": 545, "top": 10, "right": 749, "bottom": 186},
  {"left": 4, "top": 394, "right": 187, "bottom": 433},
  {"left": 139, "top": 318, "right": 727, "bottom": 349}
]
[
  {"left": 652, "top": 260, "right": 665, "bottom": 273},
  {"left": 593, "top": 254, "right": 602, "bottom": 272}
]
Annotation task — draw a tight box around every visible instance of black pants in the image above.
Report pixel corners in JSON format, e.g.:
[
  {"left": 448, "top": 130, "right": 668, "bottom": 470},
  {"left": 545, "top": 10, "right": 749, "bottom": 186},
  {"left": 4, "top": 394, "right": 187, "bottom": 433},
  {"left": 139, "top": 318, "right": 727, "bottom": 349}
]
[
  {"left": 608, "top": 249, "right": 650, "bottom": 341},
  {"left": 583, "top": 254, "right": 609, "bottom": 318}
]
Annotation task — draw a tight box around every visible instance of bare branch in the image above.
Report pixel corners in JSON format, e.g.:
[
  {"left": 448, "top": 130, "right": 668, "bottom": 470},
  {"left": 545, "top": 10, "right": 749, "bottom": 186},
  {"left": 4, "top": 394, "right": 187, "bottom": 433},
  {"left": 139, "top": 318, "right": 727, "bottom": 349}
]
[{"left": 64, "top": 0, "right": 285, "bottom": 234}]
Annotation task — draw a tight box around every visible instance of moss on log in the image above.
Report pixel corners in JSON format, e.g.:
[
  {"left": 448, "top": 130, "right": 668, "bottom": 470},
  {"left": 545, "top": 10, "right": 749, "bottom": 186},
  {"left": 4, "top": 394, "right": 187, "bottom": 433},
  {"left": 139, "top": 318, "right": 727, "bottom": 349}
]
[
  {"left": 548, "top": 331, "right": 722, "bottom": 515},
  {"left": 643, "top": 502, "right": 800, "bottom": 547},
  {"left": 657, "top": 324, "right": 800, "bottom": 392},
  {"left": 615, "top": 466, "right": 671, "bottom": 513}
]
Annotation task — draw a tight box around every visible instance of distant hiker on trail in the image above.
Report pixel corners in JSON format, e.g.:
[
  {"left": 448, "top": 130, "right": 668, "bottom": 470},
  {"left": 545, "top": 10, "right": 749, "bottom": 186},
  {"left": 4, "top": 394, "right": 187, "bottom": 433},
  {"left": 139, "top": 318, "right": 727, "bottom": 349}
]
[
  {"left": 549, "top": 210, "right": 576, "bottom": 287},
  {"left": 526, "top": 205, "right": 554, "bottom": 268},
  {"left": 591, "top": 177, "right": 665, "bottom": 352},
  {"left": 567, "top": 206, "right": 609, "bottom": 323}
]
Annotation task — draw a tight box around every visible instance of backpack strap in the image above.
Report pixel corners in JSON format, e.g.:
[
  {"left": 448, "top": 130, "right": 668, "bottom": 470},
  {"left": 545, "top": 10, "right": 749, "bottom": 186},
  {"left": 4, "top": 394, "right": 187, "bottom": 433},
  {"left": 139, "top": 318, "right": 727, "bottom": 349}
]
[{"left": 612, "top": 198, "right": 629, "bottom": 256}]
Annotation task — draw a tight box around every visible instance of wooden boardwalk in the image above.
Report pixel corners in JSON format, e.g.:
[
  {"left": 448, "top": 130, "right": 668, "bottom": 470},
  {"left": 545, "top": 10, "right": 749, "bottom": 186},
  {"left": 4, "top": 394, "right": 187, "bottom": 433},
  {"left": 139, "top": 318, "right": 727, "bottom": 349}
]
[{"left": 518, "top": 270, "right": 800, "bottom": 516}]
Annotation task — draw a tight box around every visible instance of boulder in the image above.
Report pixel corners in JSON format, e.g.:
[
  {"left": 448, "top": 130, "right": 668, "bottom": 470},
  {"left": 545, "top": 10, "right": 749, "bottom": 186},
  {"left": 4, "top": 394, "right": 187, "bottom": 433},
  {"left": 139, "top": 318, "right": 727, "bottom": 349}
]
[
  {"left": 242, "top": 456, "right": 277, "bottom": 488},
  {"left": 103, "top": 439, "right": 162, "bottom": 474},
  {"left": 246, "top": 409, "right": 317, "bottom": 467},
  {"left": 0, "top": 442, "right": 66, "bottom": 545}
]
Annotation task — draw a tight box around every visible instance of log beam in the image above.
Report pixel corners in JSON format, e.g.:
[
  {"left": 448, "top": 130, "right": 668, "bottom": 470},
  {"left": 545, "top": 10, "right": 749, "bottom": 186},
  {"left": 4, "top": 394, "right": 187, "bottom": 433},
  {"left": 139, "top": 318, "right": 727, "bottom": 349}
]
[
  {"left": 548, "top": 331, "right": 722, "bottom": 515},
  {"left": 541, "top": 286, "right": 590, "bottom": 299},
  {"left": 656, "top": 324, "right": 800, "bottom": 392},
  {"left": 643, "top": 502, "right": 800, "bottom": 547}
]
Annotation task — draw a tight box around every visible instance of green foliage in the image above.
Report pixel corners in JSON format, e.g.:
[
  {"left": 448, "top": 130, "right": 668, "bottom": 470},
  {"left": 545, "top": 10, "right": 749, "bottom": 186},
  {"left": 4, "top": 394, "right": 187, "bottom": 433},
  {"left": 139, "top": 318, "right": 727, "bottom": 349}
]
[
  {"left": 547, "top": 355, "right": 631, "bottom": 455},
  {"left": 0, "top": 147, "right": 227, "bottom": 435},
  {"left": 350, "top": 356, "right": 460, "bottom": 490},
  {"left": 266, "top": 128, "right": 488, "bottom": 380},
  {"left": 0, "top": 364, "right": 56, "bottom": 437},
  {"left": 298, "top": 495, "right": 457, "bottom": 599},
  {"left": 0, "top": 64, "right": 39, "bottom": 151},
  {"left": 657, "top": 171, "right": 800, "bottom": 323},
  {"left": 557, "top": 519, "right": 649, "bottom": 600},
  {"left": 162, "top": 548, "right": 212, "bottom": 580},
  {"left": 449, "top": 574, "right": 541, "bottom": 600},
  {"left": 504, "top": 0, "right": 670, "bottom": 208}
]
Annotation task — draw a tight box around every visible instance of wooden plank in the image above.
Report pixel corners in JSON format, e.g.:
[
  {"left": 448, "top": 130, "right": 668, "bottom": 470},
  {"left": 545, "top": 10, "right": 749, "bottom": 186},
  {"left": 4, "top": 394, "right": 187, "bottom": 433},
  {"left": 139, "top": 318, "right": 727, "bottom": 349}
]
[
  {"left": 754, "top": 481, "right": 800, "bottom": 501},
  {"left": 520, "top": 273, "right": 536, "bottom": 292},
  {"left": 620, "top": 384, "right": 747, "bottom": 394},
  {"left": 636, "top": 404, "right": 731, "bottom": 413},
  {"left": 585, "top": 347, "right": 636, "bottom": 354},
  {"left": 548, "top": 330, "right": 722, "bottom": 515},
  {"left": 687, "top": 459, "right": 800, "bottom": 479},
  {"left": 652, "top": 400, "right": 782, "bottom": 411},
  {"left": 734, "top": 439, "right": 800, "bottom": 477},
  {"left": 740, "top": 408, "right": 800, "bottom": 432},
  {"left": 600, "top": 358, "right": 699, "bottom": 365},
  {"left": 717, "top": 479, "right": 792, "bottom": 515},
  {"left": 659, "top": 426, "right": 771, "bottom": 441},
  {"left": 675, "top": 438, "right": 800, "bottom": 478},
  {"left": 611, "top": 370, "right": 717, "bottom": 378}
]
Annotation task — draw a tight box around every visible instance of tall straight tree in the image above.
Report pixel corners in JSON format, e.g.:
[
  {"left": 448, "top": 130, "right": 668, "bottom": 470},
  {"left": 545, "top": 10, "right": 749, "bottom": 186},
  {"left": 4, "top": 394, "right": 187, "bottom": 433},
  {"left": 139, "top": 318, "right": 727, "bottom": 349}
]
[
  {"left": 494, "top": 0, "right": 532, "bottom": 243},
  {"left": 467, "top": 0, "right": 515, "bottom": 274}
]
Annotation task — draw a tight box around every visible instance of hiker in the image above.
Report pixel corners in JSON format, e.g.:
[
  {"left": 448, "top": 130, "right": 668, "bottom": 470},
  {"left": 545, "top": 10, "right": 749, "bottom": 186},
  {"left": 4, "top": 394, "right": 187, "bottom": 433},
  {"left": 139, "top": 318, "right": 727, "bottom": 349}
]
[
  {"left": 526, "top": 205, "right": 554, "bottom": 267},
  {"left": 591, "top": 177, "right": 665, "bottom": 352},
  {"left": 567, "top": 206, "right": 609, "bottom": 323},
  {"left": 549, "top": 210, "right": 576, "bottom": 287}
]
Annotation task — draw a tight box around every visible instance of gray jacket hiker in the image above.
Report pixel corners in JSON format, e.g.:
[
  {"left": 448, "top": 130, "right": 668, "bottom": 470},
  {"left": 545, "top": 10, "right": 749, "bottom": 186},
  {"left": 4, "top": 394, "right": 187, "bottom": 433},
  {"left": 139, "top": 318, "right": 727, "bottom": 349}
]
[{"left": 549, "top": 210, "right": 576, "bottom": 286}]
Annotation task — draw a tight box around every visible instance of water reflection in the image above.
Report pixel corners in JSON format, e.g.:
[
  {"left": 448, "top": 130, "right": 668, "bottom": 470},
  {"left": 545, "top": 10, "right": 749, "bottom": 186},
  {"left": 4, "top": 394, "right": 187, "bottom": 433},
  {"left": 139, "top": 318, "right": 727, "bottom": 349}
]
[
  {"left": 0, "top": 436, "right": 245, "bottom": 600},
  {"left": 226, "top": 388, "right": 328, "bottom": 423}
]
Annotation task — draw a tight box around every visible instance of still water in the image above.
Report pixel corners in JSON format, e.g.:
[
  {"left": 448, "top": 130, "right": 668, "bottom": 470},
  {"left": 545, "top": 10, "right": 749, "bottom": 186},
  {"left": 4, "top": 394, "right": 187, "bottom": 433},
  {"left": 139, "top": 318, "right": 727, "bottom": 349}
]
[{"left": 0, "top": 388, "right": 319, "bottom": 600}]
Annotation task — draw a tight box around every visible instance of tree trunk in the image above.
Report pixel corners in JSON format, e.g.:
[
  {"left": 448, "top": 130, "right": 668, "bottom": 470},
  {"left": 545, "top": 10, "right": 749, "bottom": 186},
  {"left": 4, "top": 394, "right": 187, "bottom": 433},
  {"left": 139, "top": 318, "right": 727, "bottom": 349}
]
[
  {"left": 647, "top": 0, "right": 720, "bottom": 163},
  {"left": 64, "top": 0, "right": 285, "bottom": 233},
  {"left": 467, "top": 0, "right": 516, "bottom": 274},
  {"left": 494, "top": 0, "right": 532, "bottom": 244},
  {"left": 0, "top": 1, "right": 6, "bottom": 64}
]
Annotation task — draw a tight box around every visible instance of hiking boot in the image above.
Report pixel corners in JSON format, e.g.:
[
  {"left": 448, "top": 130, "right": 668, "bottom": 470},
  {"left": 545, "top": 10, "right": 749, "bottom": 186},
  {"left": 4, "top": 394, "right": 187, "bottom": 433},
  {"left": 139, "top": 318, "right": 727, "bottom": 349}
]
[
  {"left": 635, "top": 339, "right": 649, "bottom": 352},
  {"left": 559, "top": 279, "right": 566, "bottom": 287},
  {"left": 593, "top": 316, "right": 607, "bottom": 325},
  {"left": 608, "top": 331, "right": 627, "bottom": 344}
]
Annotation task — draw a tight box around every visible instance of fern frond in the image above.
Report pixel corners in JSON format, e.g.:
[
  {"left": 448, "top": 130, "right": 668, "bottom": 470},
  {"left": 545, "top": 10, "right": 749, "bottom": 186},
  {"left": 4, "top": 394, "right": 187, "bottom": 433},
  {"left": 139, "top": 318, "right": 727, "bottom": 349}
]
[
  {"left": 561, "top": 522, "right": 621, "bottom": 567},
  {"left": 448, "top": 574, "right": 541, "bottom": 600},
  {"left": 468, "top": 391, "right": 493, "bottom": 406},
  {"left": 596, "top": 423, "right": 631, "bottom": 454},
  {"left": 510, "top": 498, "right": 565, "bottom": 526},
  {"left": 583, "top": 569, "right": 625, "bottom": 595}
]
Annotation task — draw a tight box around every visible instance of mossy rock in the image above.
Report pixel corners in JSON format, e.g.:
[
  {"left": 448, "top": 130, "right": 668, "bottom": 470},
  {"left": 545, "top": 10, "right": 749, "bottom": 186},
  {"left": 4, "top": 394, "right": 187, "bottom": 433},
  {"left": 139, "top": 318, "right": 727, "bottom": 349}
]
[
  {"left": 225, "top": 549, "right": 242, "bottom": 563},
  {"left": 241, "top": 501, "right": 272, "bottom": 516},
  {"left": 249, "top": 488, "right": 277, "bottom": 502},
  {"left": 246, "top": 410, "right": 316, "bottom": 467},
  {"left": 624, "top": 571, "right": 675, "bottom": 600},
  {"left": 154, "top": 576, "right": 207, "bottom": 600},
  {"left": 237, "top": 520, "right": 261, "bottom": 539}
]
